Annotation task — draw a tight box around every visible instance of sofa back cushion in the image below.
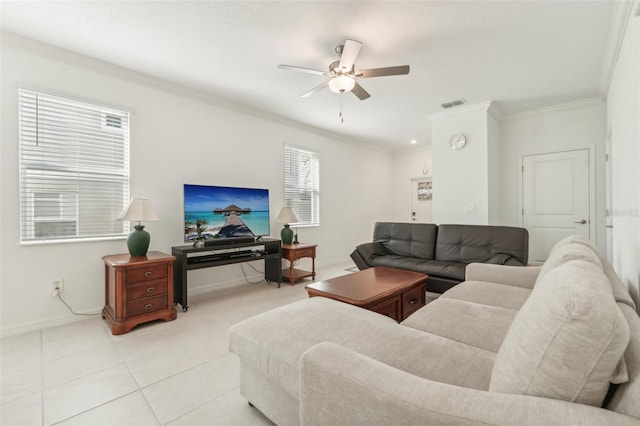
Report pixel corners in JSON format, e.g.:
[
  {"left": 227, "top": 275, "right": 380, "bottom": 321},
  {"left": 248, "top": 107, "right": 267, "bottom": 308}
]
[
  {"left": 489, "top": 260, "right": 630, "bottom": 406},
  {"left": 435, "top": 225, "right": 528, "bottom": 265},
  {"left": 535, "top": 241, "right": 602, "bottom": 287},
  {"left": 373, "top": 222, "right": 437, "bottom": 259}
]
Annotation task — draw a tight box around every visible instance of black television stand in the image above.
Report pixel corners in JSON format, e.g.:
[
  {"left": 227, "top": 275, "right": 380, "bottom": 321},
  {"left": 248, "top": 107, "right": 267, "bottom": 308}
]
[{"left": 172, "top": 238, "right": 282, "bottom": 312}]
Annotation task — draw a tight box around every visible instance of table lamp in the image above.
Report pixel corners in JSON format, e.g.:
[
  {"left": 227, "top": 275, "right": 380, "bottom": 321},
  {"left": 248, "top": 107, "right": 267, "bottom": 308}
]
[
  {"left": 118, "top": 197, "right": 159, "bottom": 256},
  {"left": 275, "top": 206, "right": 299, "bottom": 245}
]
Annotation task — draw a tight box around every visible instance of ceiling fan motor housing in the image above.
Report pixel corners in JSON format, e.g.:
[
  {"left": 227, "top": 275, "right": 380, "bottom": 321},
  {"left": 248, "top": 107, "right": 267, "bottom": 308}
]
[{"left": 329, "top": 61, "right": 354, "bottom": 76}]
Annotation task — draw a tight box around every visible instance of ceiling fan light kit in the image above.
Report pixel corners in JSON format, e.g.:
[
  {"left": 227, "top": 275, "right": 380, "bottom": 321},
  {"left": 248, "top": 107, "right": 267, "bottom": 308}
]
[
  {"left": 279, "top": 39, "right": 410, "bottom": 101},
  {"left": 329, "top": 75, "right": 355, "bottom": 93}
]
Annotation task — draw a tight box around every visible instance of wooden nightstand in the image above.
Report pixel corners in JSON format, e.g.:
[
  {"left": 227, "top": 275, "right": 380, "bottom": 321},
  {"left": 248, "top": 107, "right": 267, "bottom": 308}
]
[
  {"left": 102, "top": 251, "right": 177, "bottom": 335},
  {"left": 281, "top": 243, "right": 317, "bottom": 285}
]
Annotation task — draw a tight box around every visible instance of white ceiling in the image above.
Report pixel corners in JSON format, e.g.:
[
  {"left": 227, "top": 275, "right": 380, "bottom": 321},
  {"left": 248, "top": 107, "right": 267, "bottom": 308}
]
[{"left": 0, "top": 1, "right": 615, "bottom": 151}]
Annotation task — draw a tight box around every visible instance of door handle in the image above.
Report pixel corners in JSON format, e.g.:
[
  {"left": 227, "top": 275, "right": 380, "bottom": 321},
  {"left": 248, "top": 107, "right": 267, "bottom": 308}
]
[{"left": 574, "top": 219, "right": 587, "bottom": 224}]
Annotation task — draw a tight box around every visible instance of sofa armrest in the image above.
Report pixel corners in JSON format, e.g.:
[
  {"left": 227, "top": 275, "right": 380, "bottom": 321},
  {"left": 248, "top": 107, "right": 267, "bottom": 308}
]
[
  {"left": 465, "top": 263, "right": 541, "bottom": 289},
  {"left": 300, "top": 342, "right": 640, "bottom": 426}
]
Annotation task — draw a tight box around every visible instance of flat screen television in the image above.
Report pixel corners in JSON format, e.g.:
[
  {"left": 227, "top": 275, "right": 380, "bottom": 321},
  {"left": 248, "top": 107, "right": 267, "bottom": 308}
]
[{"left": 183, "top": 184, "right": 270, "bottom": 242}]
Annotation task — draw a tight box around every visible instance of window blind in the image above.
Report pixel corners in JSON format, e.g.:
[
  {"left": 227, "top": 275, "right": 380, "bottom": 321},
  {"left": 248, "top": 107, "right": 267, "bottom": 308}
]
[
  {"left": 284, "top": 145, "right": 319, "bottom": 226},
  {"left": 18, "top": 89, "right": 130, "bottom": 243}
]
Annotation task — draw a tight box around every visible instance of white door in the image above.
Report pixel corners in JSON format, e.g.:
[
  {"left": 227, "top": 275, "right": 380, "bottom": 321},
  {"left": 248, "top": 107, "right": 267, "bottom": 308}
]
[
  {"left": 410, "top": 177, "right": 432, "bottom": 223},
  {"left": 522, "top": 149, "right": 591, "bottom": 263}
]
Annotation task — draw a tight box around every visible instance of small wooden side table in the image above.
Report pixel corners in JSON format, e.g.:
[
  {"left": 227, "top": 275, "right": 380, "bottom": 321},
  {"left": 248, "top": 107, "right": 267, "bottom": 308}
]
[
  {"left": 102, "top": 251, "right": 177, "bottom": 335},
  {"left": 281, "top": 243, "right": 317, "bottom": 285}
]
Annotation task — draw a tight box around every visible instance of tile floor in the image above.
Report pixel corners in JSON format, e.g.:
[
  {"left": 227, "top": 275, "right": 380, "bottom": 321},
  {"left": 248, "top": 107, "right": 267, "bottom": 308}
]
[{"left": 1, "top": 261, "right": 356, "bottom": 426}]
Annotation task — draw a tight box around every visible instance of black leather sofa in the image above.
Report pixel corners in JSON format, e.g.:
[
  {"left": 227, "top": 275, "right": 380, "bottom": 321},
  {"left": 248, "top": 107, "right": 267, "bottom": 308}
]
[{"left": 350, "top": 222, "right": 529, "bottom": 293}]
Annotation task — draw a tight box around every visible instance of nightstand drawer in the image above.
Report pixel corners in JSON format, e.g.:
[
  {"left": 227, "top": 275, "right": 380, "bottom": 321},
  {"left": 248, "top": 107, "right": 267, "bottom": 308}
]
[
  {"left": 126, "top": 279, "right": 168, "bottom": 300},
  {"left": 127, "top": 295, "right": 168, "bottom": 317},
  {"left": 292, "top": 247, "right": 315, "bottom": 258},
  {"left": 127, "top": 264, "right": 168, "bottom": 283}
]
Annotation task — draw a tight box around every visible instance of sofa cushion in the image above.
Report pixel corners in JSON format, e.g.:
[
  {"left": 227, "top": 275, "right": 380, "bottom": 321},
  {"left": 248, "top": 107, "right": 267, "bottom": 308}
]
[
  {"left": 373, "top": 222, "right": 438, "bottom": 259},
  {"left": 489, "top": 260, "right": 630, "bottom": 406},
  {"left": 401, "top": 298, "right": 518, "bottom": 352},
  {"left": 229, "top": 297, "right": 495, "bottom": 400},
  {"left": 440, "top": 280, "right": 532, "bottom": 310},
  {"left": 435, "top": 224, "right": 528, "bottom": 265}
]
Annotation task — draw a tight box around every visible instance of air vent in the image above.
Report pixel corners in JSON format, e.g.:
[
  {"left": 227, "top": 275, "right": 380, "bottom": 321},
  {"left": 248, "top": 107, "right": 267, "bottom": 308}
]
[
  {"left": 103, "top": 114, "right": 123, "bottom": 129},
  {"left": 440, "top": 98, "right": 467, "bottom": 109}
]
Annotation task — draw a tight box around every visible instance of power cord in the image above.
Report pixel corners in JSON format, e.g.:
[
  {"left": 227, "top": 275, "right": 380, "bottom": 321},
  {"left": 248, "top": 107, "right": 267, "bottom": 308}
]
[
  {"left": 240, "top": 262, "right": 266, "bottom": 284},
  {"left": 56, "top": 292, "right": 101, "bottom": 316}
]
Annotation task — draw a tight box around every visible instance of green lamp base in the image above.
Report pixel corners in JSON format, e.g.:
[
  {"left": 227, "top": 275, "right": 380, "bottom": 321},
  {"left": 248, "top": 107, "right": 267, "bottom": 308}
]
[
  {"left": 281, "top": 224, "right": 294, "bottom": 245},
  {"left": 127, "top": 224, "right": 151, "bottom": 257}
]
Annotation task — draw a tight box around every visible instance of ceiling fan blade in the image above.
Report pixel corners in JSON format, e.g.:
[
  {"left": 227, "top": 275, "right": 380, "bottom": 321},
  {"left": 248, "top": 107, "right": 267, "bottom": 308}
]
[
  {"left": 351, "top": 82, "right": 371, "bottom": 100},
  {"left": 278, "top": 64, "right": 329, "bottom": 76},
  {"left": 356, "top": 65, "right": 410, "bottom": 78},
  {"left": 301, "top": 80, "right": 330, "bottom": 98},
  {"left": 338, "top": 39, "right": 362, "bottom": 71}
]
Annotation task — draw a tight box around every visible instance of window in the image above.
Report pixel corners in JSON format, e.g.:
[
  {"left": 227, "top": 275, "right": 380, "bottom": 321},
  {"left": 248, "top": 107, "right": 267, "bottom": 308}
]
[
  {"left": 284, "top": 145, "right": 319, "bottom": 226},
  {"left": 18, "top": 89, "right": 130, "bottom": 243}
]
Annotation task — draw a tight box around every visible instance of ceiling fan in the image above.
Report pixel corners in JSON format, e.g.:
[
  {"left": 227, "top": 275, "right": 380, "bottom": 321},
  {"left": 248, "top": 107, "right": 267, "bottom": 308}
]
[{"left": 278, "top": 39, "right": 410, "bottom": 100}]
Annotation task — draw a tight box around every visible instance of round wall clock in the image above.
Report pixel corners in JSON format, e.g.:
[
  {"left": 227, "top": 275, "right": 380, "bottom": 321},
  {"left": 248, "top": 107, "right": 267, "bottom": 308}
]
[{"left": 449, "top": 133, "right": 467, "bottom": 150}]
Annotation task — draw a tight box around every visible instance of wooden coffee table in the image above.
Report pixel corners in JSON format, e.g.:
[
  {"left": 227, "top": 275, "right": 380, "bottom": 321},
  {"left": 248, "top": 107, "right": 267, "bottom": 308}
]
[{"left": 305, "top": 266, "right": 428, "bottom": 322}]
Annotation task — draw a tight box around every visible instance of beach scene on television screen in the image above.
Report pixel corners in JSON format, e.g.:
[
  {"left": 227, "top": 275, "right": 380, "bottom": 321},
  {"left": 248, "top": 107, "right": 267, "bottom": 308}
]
[{"left": 184, "top": 185, "right": 270, "bottom": 242}]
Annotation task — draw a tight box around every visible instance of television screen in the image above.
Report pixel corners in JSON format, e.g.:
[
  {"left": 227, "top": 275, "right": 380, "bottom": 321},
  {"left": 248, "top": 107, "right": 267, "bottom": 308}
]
[{"left": 184, "top": 184, "right": 270, "bottom": 242}]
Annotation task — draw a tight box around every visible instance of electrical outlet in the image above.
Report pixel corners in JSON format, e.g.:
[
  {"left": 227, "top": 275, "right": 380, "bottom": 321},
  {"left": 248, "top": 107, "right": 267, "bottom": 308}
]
[{"left": 51, "top": 279, "right": 64, "bottom": 296}]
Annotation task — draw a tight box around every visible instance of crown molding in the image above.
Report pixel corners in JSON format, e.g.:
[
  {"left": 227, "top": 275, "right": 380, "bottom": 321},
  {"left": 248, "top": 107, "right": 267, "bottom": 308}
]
[
  {"left": 599, "top": 0, "right": 638, "bottom": 98},
  {"left": 502, "top": 97, "right": 604, "bottom": 121}
]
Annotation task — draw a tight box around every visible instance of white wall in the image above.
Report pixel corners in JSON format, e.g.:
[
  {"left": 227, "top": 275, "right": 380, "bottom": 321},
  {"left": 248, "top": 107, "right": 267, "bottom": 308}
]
[
  {"left": 430, "top": 102, "right": 491, "bottom": 225},
  {"left": 391, "top": 147, "right": 432, "bottom": 222},
  {"left": 499, "top": 100, "right": 607, "bottom": 257},
  {"left": 0, "top": 34, "right": 394, "bottom": 335},
  {"left": 606, "top": 8, "right": 640, "bottom": 305},
  {"left": 487, "top": 111, "right": 501, "bottom": 224}
]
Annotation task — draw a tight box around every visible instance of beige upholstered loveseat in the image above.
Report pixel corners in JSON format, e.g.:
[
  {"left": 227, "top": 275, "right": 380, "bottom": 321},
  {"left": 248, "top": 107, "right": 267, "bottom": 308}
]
[{"left": 229, "top": 236, "right": 640, "bottom": 425}]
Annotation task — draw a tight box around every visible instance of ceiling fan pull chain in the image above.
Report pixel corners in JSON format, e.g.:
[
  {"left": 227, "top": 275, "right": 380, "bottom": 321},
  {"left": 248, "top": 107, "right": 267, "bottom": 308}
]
[{"left": 339, "top": 95, "right": 344, "bottom": 123}]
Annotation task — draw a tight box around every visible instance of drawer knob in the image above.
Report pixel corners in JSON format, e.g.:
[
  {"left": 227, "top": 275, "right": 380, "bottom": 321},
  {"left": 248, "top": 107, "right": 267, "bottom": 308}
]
[
  {"left": 144, "top": 271, "right": 152, "bottom": 277},
  {"left": 409, "top": 299, "right": 418, "bottom": 305},
  {"left": 144, "top": 304, "right": 153, "bottom": 310},
  {"left": 146, "top": 287, "right": 155, "bottom": 293}
]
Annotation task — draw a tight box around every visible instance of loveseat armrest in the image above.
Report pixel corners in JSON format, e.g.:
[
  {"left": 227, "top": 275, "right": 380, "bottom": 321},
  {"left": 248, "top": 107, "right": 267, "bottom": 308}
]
[
  {"left": 465, "top": 263, "right": 541, "bottom": 289},
  {"left": 354, "top": 242, "right": 387, "bottom": 263},
  {"left": 301, "top": 342, "right": 640, "bottom": 426}
]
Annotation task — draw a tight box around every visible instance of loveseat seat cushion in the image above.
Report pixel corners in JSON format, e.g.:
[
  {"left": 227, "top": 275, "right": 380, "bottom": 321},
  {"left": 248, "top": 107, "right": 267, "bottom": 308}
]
[
  {"left": 440, "top": 280, "right": 532, "bottom": 310},
  {"left": 435, "top": 224, "right": 528, "bottom": 265},
  {"left": 229, "top": 297, "right": 495, "bottom": 401},
  {"left": 369, "top": 256, "right": 467, "bottom": 281},
  {"left": 490, "top": 260, "right": 630, "bottom": 407},
  {"left": 401, "top": 298, "right": 518, "bottom": 352}
]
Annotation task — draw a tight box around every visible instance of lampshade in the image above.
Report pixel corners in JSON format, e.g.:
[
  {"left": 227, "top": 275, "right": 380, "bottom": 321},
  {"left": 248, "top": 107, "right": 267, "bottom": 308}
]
[
  {"left": 275, "top": 206, "right": 299, "bottom": 224},
  {"left": 329, "top": 75, "right": 355, "bottom": 94},
  {"left": 117, "top": 197, "right": 160, "bottom": 223}
]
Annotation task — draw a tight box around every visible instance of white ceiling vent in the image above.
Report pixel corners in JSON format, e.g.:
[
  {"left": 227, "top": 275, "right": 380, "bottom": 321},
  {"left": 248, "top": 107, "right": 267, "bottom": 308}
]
[{"left": 440, "top": 98, "right": 467, "bottom": 109}]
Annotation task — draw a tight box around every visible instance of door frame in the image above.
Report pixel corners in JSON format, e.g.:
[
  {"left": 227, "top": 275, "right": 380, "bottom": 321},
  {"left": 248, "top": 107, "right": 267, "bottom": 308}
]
[{"left": 519, "top": 146, "right": 597, "bottom": 251}]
